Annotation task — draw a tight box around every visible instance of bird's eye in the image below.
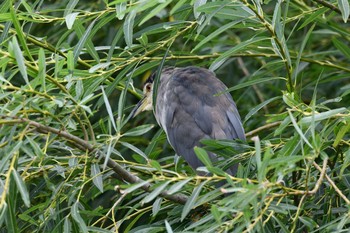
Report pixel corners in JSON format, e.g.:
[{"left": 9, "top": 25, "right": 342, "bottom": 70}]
[{"left": 144, "top": 83, "right": 152, "bottom": 93}]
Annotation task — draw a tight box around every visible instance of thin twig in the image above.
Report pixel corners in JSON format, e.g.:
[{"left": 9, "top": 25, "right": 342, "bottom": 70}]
[
  {"left": 308, "top": 158, "right": 328, "bottom": 194},
  {"left": 1, "top": 116, "right": 188, "bottom": 204},
  {"left": 312, "top": 0, "right": 342, "bottom": 14},
  {"left": 245, "top": 121, "right": 282, "bottom": 137},
  {"left": 313, "top": 161, "right": 350, "bottom": 205}
]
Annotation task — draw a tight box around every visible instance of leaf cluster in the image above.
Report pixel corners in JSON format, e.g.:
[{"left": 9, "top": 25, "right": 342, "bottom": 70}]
[{"left": 0, "top": 0, "right": 350, "bottom": 232}]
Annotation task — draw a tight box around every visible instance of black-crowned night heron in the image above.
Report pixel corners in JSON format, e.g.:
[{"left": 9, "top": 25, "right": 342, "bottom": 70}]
[{"left": 131, "top": 66, "right": 245, "bottom": 175}]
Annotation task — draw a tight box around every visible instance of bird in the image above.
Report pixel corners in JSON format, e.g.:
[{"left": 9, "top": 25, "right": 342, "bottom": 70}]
[{"left": 131, "top": 66, "right": 245, "bottom": 176}]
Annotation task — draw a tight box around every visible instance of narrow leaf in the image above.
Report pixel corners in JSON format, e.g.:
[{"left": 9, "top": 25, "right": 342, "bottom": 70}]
[
  {"left": 225, "top": 77, "right": 285, "bottom": 94},
  {"left": 333, "top": 38, "right": 350, "bottom": 60},
  {"left": 165, "top": 220, "right": 174, "bottom": 233},
  {"left": 116, "top": 2, "right": 127, "bottom": 20},
  {"left": 88, "top": 62, "right": 111, "bottom": 73},
  {"left": 288, "top": 110, "right": 313, "bottom": 149},
  {"left": 194, "top": 147, "right": 212, "bottom": 167},
  {"left": 124, "top": 180, "right": 150, "bottom": 194},
  {"left": 12, "top": 170, "right": 30, "bottom": 207},
  {"left": 298, "top": 8, "right": 328, "bottom": 30},
  {"left": 124, "top": 10, "right": 136, "bottom": 47},
  {"left": 65, "top": 12, "right": 79, "bottom": 29},
  {"left": 64, "top": 0, "right": 79, "bottom": 16},
  {"left": 38, "top": 48, "right": 46, "bottom": 92},
  {"left": 139, "top": 1, "right": 172, "bottom": 26},
  {"left": 244, "top": 96, "right": 281, "bottom": 123},
  {"left": 192, "top": 20, "right": 242, "bottom": 52},
  {"left": 181, "top": 181, "right": 206, "bottom": 221},
  {"left": 252, "top": 136, "right": 261, "bottom": 175},
  {"left": 167, "top": 178, "right": 192, "bottom": 195},
  {"left": 152, "top": 198, "right": 162, "bottom": 216},
  {"left": 10, "top": 37, "right": 29, "bottom": 87},
  {"left": 73, "top": 19, "right": 97, "bottom": 64},
  {"left": 101, "top": 86, "right": 117, "bottom": 133},
  {"left": 64, "top": 217, "right": 72, "bottom": 232},
  {"left": 123, "top": 124, "right": 154, "bottom": 137},
  {"left": 333, "top": 120, "right": 350, "bottom": 147},
  {"left": 210, "top": 37, "right": 268, "bottom": 71},
  {"left": 300, "top": 108, "right": 347, "bottom": 124},
  {"left": 71, "top": 202, "right": 88, "bottom": 233},
  {"left": 338, "top": 0, "right": 350, "bottom": 23},
  {"left": 91, "top": 163, "right": 104, "bottom": 193},
  {"left": 142, "top": 181, "right": 171, "bottom": 204},
  {"left": 0, "top": 203, "right": 7, "bottom": 227},
  {"left": 120, "top": 141, "right": 148, "bottom": 160}
]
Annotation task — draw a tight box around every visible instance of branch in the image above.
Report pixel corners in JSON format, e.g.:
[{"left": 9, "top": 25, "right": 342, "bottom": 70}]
[
  {"left": 313, "top": 161, "right": 350, "bottom": 205},
  {"left": 245, "top": 121, "right": 282, "bottom": 137},
  {"left": 312, "top": 0, "right": 342, "bottom": 14},
  {"left": 1, "top": 116, "right": 188, "bottom": 204}
]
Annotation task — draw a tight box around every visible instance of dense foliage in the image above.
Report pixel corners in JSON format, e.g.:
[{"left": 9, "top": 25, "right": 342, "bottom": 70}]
[{"left": 1, "top": 0, "right": 350, "bottom": 232}]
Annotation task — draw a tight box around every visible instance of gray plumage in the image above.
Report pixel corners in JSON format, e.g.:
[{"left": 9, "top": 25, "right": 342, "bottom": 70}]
[{"left": 152, "top": 66, "right": 245, "bottom": 175}]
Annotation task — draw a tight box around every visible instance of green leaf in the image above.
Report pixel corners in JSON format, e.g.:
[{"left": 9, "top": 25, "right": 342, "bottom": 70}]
[
  {"left": 167, "top": 178, "right": 192, "bottom": 195},
  {"left": 165, "top": 220, "right": 173, "bottom": 233},
  {"left": 300, "top": 108, "right": 347, "bottom": 124},
  {"left": 244, "top": 96, "right": 281, "bottom": 123},
  {"left": 10, "top": 37, "right": 29, "bottom": 87},
  {"left": 12, "top": 170, "right": 30, "bottom": 208},
  {"left": 293, "top": 23, "right": 315, "bottom": 83},
  {"left": 9, "top": 4, "right": 34, "bottom": 62},
  {"left": 170, "top": 0, "right": 187, "bottom": 15},
  {"left": 272, "top": 0, "right": 283, "bottom": 40},
  {"left": 101, "top": 86, "right": 117, "bottom": 133},
  {"left": 181, "top": 181, "right": 207, "bottom": 221},
  {"left": 210, "top": 37, "right": 268, "bottom": 71},
  {"left": 211, "top": 205, "right": 221, "bottom": 223},
  {"left": 149, "top": 159, "right": 162, "bottom": 172},
  {"left": 298, "top": 8, "right": 328, "bottom": 30},
  {"left": 192, "top": 19, "right": 242, "bottom": 52},
  {"left": 124, "top": 180, "right": 150, "bottom": 193},
  {"left": 123, "top": 124, "right": 154, "bottom": 137},
  {"left": 71, "top": 202, "right": 88, "bottom": 233},
  {"left": 333, "top": 120, "right": 350, "bottom": 147},
  {"left": 288, "top": 110, "right": 313, "bottom": 149},
  {"left": 73, "top": 19, "right": 98, "bottom": 64},
  {"left": 194, "top": 146, "right": 212, "bottom": 167},
  {"left": 120, "top": 141, "right": 148, "bottom": 161},
  {"left": 139, "top": 1, "right": 172, "bottom": 26},
  {"left": 207, "top": 167, "right": 226, "bottom": 176},
  {"left": 142, "top": 181, "right": 171, "bottom": 204},
  {"left": 91, "top": 163, "right": 104, "bottom": 193},
  {"left": 124, "top": 10, "right": 136, "bottom": 47},
  {"left": 0, "top": 203, "right": 7, "bottom": 227},
  {"left": 65, "top": 12, "right": 79, "bottom": 29},
  {"left": 333, "top": 38, "right": 350, "bottom": 60},
  {"left": 225, "top": 77, "right": 285, "bottom": 94},
  {"left": 64, "top": 217, "right": 71, "bottom": 232},
  {"left": 152, "top": 198, "right": 162, "bottom": 216},
  {"left": 252, "top": 136, "right": 261, "bottom": 178},
  {"left": 63, "top": 0, "right": 79, "bottom": 16},
  {"left": 194, "top": 0, "right": 207, "bottom": 19},
  {"left": 38, "top": 48, "right": 46, "bottom": 92},
  {"left": 88, "top": 62, "right": 111, "bottom": 73},
  {"left": 75, "top": 79, "right": 83, "bottom": 100},
  {"left": 338, "top": 0, "right": 350, "bottom": 23},
  {"left": 116, "top": 2, "right": 127, "bottom": 20}
]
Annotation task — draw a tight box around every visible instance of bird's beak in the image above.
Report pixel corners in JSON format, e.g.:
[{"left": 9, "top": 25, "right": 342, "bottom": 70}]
[{"left": 130, "top": 96, "right": 148, "bottom": 118}]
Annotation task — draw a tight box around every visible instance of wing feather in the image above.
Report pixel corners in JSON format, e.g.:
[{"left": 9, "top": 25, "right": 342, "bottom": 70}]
[{"left": 156, "top": 67, "right": 245, "bottom": 174}]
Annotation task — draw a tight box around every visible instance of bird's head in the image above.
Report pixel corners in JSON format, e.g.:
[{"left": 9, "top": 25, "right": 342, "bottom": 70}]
[
  {"left": 131, "top": 66, "right": 175, "bottom": 118},
  {"left": 130, "top": 73, "right": 155, "bottom": 118}
]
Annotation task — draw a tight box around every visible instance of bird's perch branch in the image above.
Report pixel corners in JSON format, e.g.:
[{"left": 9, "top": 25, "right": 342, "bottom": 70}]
[{"left": 1, "top": 116, "right": 188, "bottom": 205}]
